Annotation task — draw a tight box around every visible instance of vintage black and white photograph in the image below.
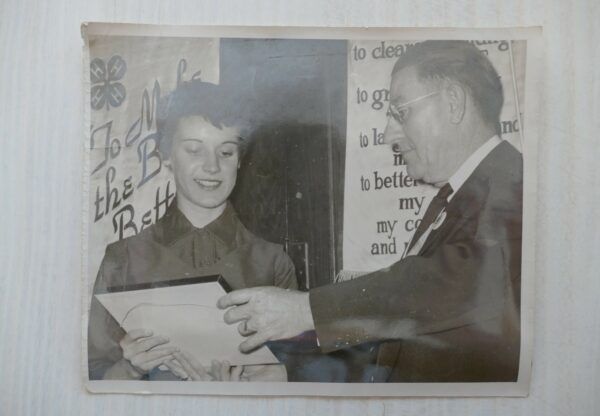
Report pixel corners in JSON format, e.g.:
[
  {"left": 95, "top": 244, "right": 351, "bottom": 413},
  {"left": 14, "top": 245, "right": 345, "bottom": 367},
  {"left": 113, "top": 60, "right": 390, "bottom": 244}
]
[{"left": 82, "top": 24, "right": 540, "bottom": 396}]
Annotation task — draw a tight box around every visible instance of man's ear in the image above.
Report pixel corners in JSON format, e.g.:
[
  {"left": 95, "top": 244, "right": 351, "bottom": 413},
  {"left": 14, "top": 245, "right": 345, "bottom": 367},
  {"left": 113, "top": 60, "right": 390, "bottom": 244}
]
[{"left": 446, "top": 83, "right": 466, "bottom": 124}]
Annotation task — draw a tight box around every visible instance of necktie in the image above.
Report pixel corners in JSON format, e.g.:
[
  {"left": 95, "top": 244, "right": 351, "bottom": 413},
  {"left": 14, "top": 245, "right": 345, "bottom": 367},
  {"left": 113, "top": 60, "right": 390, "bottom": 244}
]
[{"left": 407, "top": 183, "right": 453, "bottom": 252}]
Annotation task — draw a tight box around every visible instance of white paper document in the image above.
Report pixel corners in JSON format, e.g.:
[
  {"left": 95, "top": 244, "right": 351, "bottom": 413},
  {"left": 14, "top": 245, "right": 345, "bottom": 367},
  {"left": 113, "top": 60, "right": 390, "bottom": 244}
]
[{"left": 95, "top": 280, "right": 279, "bottom": 366}]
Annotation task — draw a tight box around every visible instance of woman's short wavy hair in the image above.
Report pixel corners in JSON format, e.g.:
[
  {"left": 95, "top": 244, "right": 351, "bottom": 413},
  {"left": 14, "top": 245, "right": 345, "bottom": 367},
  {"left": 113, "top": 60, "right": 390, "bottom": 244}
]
[{"left": 157, "top": 80, "right": 253, "bottom": 157}]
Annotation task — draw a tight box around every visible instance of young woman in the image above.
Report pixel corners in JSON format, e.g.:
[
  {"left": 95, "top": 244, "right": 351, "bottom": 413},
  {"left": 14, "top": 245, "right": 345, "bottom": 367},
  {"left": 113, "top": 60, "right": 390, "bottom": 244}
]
[{"left": 88, "top": 81, "right": 296, "bottom": 381}]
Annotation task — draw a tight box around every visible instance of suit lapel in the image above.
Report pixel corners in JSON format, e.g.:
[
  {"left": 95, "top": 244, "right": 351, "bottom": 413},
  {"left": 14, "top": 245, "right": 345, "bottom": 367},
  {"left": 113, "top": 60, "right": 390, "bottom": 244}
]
[{"left": 417, "top": 155, "right": 493, "bottom": 256}]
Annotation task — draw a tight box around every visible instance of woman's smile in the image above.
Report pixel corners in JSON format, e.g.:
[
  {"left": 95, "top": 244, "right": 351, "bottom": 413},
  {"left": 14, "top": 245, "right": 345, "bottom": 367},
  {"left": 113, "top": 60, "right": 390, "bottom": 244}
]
[{"left": 193, "top": 178, "right": 223, "bottom": 190}]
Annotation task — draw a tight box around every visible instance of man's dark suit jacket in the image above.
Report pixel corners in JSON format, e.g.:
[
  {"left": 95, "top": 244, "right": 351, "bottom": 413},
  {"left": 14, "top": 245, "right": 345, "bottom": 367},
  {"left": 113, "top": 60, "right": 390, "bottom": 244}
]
[{"left": 310, "top": 141, "right": 522, "bottom": 382}]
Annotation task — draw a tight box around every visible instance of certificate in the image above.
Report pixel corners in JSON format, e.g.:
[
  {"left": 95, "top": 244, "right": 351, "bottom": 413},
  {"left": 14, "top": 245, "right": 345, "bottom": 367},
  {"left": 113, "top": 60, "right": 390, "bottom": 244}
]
[{"left": 95, "top": 276, "right": 279, "bottom": 367}]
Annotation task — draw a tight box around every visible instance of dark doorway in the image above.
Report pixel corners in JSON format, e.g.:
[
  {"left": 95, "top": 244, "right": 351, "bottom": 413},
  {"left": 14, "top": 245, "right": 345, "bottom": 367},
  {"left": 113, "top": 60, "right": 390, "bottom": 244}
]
[{"left": 222, "top": 39, "right": 347, "bottom": 288}]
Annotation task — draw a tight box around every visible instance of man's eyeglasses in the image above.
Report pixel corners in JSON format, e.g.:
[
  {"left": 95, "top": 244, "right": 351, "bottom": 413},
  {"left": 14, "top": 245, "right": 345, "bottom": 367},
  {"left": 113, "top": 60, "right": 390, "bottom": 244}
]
[{"left": 387, "top": 91, "right": 440, "bottom": 125}]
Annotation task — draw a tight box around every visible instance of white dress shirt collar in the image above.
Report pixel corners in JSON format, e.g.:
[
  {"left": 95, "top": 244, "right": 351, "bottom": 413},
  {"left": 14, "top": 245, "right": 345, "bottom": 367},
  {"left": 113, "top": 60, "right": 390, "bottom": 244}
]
[{"left": 447, "top": 135, "right": 503, "bottom": 201}]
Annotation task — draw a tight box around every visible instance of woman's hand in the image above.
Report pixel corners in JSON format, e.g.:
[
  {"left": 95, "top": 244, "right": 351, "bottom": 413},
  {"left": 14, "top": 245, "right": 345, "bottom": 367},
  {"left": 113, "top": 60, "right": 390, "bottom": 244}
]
[
  {"left": 174, "top": 351, "right": 244, "bottom": 381},
  {"left": 210, "top": 359, "right": 244, "bottom": 381},
  {"left": 104, "top": 328, "right": 180, "bottom": 379},
  {"left": 172, "top": 354, "right": 286, "bottom": 381},
  {"left": 240, "top": 364, "right": 288, "bottom": 382}
]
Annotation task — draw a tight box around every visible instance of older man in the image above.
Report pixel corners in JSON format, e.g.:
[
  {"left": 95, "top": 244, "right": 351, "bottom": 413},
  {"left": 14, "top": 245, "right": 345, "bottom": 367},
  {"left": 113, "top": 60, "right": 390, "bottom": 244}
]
[{"left": 219, "top": 40, "right": 522, "bottom": 382}]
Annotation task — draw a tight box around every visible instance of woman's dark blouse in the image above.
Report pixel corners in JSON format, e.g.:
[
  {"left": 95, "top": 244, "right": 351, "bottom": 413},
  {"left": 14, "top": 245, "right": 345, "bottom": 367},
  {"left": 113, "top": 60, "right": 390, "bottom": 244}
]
[{"left": 88, "top": 203, "right": 297, "bottom": 380}]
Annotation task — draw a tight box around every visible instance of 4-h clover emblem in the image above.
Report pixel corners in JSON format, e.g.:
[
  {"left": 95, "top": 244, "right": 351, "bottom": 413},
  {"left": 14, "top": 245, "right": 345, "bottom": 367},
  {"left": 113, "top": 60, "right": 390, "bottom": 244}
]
[{"left": 90, "top": 55, "right": 127, "bottom": 111}]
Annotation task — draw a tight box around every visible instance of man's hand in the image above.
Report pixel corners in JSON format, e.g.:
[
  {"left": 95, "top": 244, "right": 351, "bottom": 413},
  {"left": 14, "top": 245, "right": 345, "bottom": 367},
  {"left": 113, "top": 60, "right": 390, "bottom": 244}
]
[{"left": 217, "top": 287, "right": 315, "bottom": 353}]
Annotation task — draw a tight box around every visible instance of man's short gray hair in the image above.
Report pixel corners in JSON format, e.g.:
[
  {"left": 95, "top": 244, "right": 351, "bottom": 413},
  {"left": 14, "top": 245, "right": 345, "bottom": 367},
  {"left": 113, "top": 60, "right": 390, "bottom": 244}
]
[{"left": 392, "top": 40, "right": 504, "bottom": 133}]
